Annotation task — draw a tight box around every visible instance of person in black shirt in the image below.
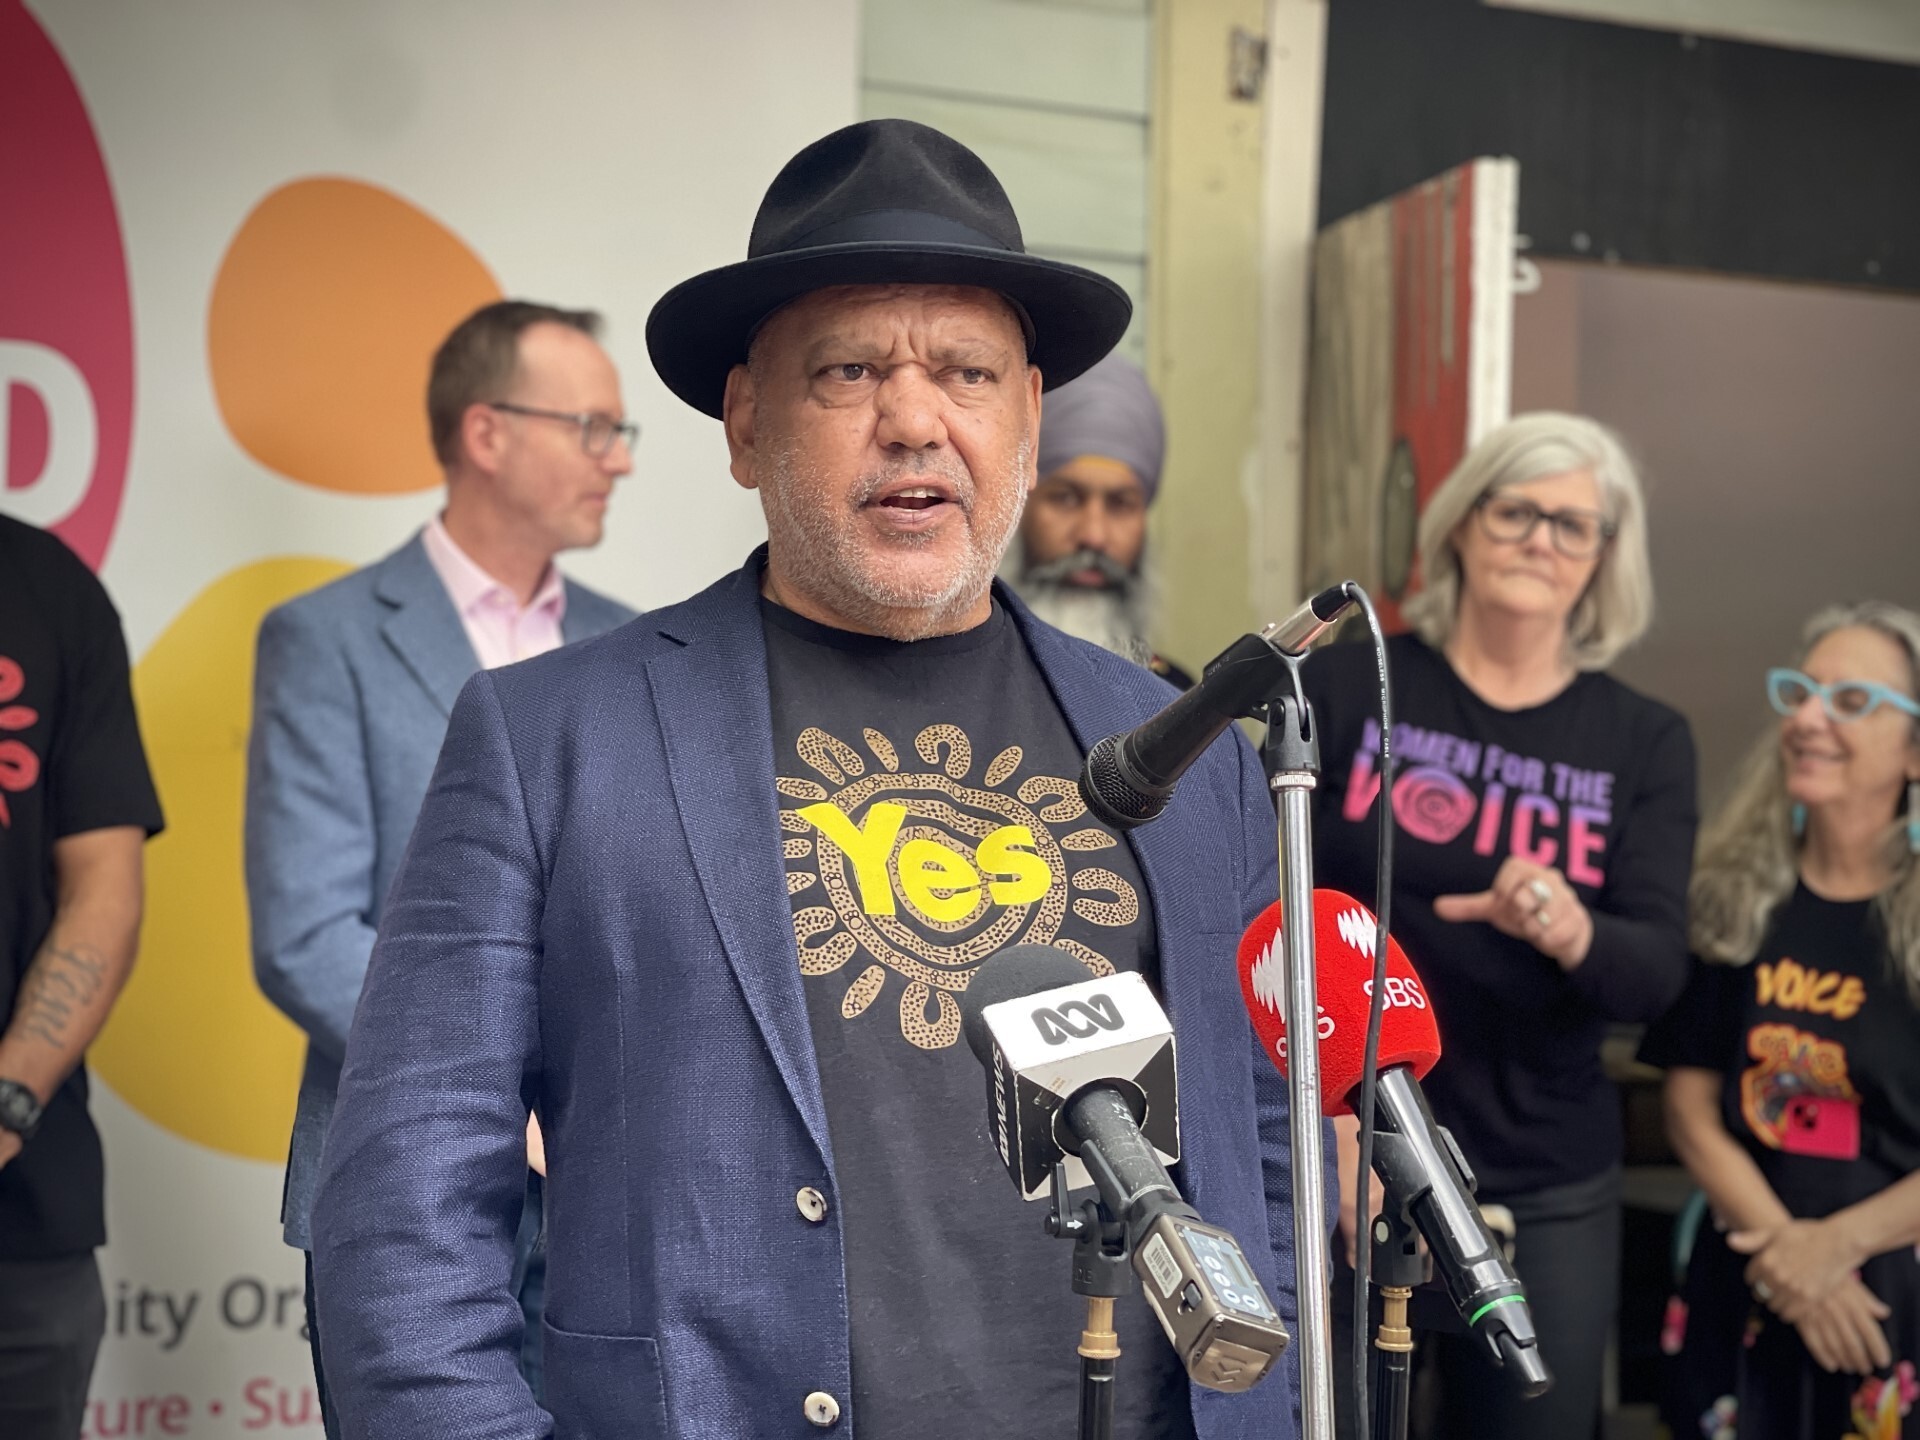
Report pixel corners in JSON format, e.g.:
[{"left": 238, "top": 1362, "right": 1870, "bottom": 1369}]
[
  {"left": 1641, "top": 601, "right": 1920, "bottom": 1440},
  {"left": 308, "top": 119, "right": 1324, "bottom": 1440},
  {"left": 762, "top": 595, "right": 1191, "bottom": 1438},
  {"left": 0, "top": 514, "right": 165, "bottom": 1440},
  {"left": 1302, "top": 413, "right": 1697, "bottom": 1440}
]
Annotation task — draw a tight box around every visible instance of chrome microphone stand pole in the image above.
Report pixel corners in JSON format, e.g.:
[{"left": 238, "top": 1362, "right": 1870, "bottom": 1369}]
[
  {"left": 1262, "top": 662, "right": 1335, "bottom": 1440},
  {"left": 1075, "top": 585, "right": 1358, "bottom": 1440}
]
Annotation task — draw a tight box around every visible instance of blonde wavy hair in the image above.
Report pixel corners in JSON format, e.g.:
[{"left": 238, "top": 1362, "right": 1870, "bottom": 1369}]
[
  {"left": 1403, "top": 412, "right": 1654, "bottom": 671},
  {"left": 1689, "top": 601, "right": 1920, "bottom": 999}
]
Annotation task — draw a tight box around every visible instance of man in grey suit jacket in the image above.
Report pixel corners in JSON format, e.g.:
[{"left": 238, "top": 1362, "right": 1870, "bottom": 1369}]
[{"left": 245, "top": 300, "right": 636, "bottom": 1437}]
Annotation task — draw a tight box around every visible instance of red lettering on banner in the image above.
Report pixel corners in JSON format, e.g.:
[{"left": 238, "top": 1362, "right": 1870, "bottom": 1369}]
[
  {"left": 243, "top": 1376, "right": 322, "bottom": 1429},
  {"left": 82, "top": 1394, "right": 190, "bottom": 1437}
]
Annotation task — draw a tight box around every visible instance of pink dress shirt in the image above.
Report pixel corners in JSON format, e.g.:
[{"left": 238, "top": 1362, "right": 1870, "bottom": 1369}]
[{"left": 421, "top": 516, "right": 568, "bottom": 670}]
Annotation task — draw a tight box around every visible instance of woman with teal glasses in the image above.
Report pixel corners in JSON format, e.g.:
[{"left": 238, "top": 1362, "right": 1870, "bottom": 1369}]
[{"left": 1641, "top": 600, "right": 1920, "bottom": 1439}]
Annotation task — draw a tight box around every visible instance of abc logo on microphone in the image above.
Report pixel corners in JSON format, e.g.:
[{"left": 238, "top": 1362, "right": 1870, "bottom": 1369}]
[
  {"left": 977, "top": 970, "right": 1179, "bottom": 1200},
  {"left": 1030, "top": 992, "right": 1126, "bottom": 1045}
]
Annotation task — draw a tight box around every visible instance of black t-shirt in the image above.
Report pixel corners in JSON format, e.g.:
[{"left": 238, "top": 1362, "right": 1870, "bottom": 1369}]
[
  {"left": 1640, "top": 884, "right": 1920, "bottom": 1218},
  {"left": 762, "top": 596, "right": 1194, "bottom": 1440},
  {"left": 0, "top": 515, "right": 164, "bottom": 1259},
  {"left": 1303, "top": 633, "right": 1697, "bottom": 1196}
]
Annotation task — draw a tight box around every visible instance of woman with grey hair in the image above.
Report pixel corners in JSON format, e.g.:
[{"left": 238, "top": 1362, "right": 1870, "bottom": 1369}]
[
  {"left": 1640, "top": 601, "right": 1920, "bottom": 1439},
  {"left": 1303, "top": 412, "right": 1699, "bottom": 1440}
]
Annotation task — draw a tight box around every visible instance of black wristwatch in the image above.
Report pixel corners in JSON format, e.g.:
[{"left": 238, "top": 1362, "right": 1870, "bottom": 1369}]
[{"left": 0, "top": 1078, "right": 44, "bottom": 1141}]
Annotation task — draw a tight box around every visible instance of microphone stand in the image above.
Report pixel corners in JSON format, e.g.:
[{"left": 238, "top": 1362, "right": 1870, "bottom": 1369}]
[
  {"left": 1046, "top": 1161, "right": 1132, "bottom": 1440},
  {"left": 1367, "top": 1204, "right": 1421, "bottom": 1440},
  {"left": 1073, "top": 581, "right": 1365, "bottom": 1440},
  {"left": 1260, "top": 665, "right": 1336, "bottom": 1440}
]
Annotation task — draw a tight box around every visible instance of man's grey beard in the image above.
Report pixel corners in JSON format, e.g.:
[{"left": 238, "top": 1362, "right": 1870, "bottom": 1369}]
[
  {"left": 1006, "top": 545, "right": 1157, "bottom": 667},
  {"left": 761, "top": 433, "right": 1031, "bottom": 642}
]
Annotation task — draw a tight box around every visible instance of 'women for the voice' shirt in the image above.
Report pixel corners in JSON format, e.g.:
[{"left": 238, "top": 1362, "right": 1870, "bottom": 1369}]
[{"left": 1303, "top": 633, "right": 1697, "bottom": 1196}]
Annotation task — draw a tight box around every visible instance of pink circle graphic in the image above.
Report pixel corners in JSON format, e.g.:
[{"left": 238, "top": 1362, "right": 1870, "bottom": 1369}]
[{"left": 1391, "top": 765, "right": 1478, "bottom": 846}]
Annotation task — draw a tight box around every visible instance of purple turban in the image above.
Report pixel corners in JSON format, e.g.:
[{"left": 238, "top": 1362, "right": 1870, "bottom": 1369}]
[{"left": 1035, "top": 351, "right": 1166, "bottom": 504}]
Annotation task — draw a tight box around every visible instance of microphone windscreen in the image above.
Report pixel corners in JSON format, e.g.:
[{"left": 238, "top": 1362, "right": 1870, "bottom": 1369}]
[
  {"left": 960, "top": 943, "right": 1098, "bottom": 1065},
  {"left": 1237, "top": 890, "right": 1441, "bottom": 1117}
]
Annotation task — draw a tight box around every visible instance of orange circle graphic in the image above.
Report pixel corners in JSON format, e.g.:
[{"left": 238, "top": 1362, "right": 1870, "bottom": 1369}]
[{"left": 208, "top": 177, "right": 500, "bottom": 494}]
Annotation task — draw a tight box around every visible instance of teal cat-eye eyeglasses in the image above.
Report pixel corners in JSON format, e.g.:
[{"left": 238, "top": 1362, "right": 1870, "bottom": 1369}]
[{"left": 1767, "top": 667, "right": 1920, "bottom": 723}]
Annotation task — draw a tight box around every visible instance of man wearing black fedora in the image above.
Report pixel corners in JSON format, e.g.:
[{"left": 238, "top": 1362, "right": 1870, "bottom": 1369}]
[{"left": 312, "top": 119, "right": 1324, "bottom": 1440}]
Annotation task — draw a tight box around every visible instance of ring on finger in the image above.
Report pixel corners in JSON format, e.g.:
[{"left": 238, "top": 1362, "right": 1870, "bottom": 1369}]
[
  {"left": 1527, "top": 877, "right": 1553, "bottom": 909},
  {"left": 1754, "top": 1280, "right": 1774, "bottom": 1302},
  {"left": 1535, "top": 907, "right": 1554, "bottom": 929}
]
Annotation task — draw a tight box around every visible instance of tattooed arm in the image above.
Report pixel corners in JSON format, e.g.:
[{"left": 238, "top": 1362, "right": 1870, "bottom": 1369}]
[{"left": 0, "top": 825, "right": 146, "bottom": 1169}]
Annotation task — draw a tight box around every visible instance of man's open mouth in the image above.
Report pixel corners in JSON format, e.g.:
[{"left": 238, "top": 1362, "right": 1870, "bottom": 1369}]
[{"left": 875, "top": 486, "right": 950, "bottom": 511}]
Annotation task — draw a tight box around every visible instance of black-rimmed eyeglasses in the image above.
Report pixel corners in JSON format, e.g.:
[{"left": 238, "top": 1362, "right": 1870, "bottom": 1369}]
[
  {"left": 1473, "top": 492, "right": 1617, "bottom": 559},
  {"left": 487, "top": 402, "right": 639, "bottom": 457}
]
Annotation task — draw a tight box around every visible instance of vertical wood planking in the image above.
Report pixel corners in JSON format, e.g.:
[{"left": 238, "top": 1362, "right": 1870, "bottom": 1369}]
[{"left": 859, "top": 0, "right": 1152, "bottom": 363}]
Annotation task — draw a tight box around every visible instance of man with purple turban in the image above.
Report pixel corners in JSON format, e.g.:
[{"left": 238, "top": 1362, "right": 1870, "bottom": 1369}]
[{"left": 1003, "top": 351, "right": 1193, "bottom": 686}]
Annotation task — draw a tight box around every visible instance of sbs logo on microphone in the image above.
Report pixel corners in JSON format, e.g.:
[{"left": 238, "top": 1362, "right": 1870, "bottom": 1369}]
[
  {"left": 1275, "top": 1007, "right": 1335, "bottom": 1064},
  {"left": 1249, "top": 934, "right": 1334, "bottom": 1063},
  {"left": 1362, "top": 976, "right": 1428, "bottom": 1011},
  {"left": 1335, "top": 906, "right": 1379, "bottom": 955},
  {"left": 1247, "top": 936, "right": 1287, "bottom": 1019}
]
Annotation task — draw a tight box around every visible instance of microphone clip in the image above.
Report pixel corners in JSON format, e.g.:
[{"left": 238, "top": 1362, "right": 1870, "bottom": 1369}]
[
  {"left": 1254, "top": 661, "right": 1320, "bottom": 782},
  {"left": 1046, "top": 1160, "right": 1135, "bottom": 1301}
]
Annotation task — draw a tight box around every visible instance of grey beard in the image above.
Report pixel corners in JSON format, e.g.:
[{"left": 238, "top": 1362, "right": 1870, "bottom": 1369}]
[
  {"left": 761, "top": 434, "right": 1031, "bottom": 642},
  {"left": 1009, "top": 547, "right": 1157, "bottom": 666}
]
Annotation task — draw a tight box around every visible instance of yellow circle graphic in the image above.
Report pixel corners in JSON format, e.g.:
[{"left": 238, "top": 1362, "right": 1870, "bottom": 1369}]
[{"left": 92, "top": 557, "right": 351, "bottom": 1160}]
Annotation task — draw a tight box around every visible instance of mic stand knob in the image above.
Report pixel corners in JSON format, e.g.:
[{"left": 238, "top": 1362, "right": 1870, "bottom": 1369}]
[{"left": 1047, "top": 1161, "right": 1132, "bottom": 1440}]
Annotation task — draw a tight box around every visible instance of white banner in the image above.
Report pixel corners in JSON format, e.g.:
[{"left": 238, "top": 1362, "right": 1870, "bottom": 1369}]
[{"left": 3, "top": 2, "right": 855, "bottom": 1433}]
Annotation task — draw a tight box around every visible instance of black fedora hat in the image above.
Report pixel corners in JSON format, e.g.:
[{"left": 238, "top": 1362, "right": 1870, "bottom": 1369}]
[{"left": 646, "top": 119, "right": 1133, "bottom": 419}]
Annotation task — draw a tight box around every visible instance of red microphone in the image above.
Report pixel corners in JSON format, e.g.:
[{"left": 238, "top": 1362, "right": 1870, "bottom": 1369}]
[
  {"left": 1236, "top": 889, "right": 1440, "bottom": 1117},
  {"left": 1236, "top": 890, "right": 1551, "bottom": 1394}
]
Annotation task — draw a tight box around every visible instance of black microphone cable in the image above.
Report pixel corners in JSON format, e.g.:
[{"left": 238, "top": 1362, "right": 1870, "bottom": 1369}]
[{"left": 1341, "top": 581, "right": 1397, "bottom": 1440}]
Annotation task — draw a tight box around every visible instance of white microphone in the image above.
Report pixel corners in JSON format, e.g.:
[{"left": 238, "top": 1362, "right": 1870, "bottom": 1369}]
[
  {"left": 960, "top": 945, "right": 1289, "bottom": 1394},
  {"left": 961, "top": 947, "right": 1179, "bottom": 1200}
]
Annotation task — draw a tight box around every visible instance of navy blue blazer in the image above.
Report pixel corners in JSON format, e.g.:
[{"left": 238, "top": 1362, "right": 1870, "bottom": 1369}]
[{"left": 312, "top": 553, "right": 1333, "bottom": 1439}]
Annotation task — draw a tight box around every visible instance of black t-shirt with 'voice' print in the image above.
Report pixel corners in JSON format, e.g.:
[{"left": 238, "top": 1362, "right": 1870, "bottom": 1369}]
[{"left": 1303, "top": 632, "right": 1698, "bottom": 1197}]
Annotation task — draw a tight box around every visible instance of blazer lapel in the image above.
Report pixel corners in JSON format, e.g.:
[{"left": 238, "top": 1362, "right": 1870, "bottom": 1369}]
[
  {"left": 1012, "top": 594, "right": 1251, "bottom": 1216},
  {"left": 375, "top": 534, "right": 480, "bottom": 718},
  {"left": 1007, "top": 590, "right": 1215, "bottom": 965},
  {"left": 646, "top": 561, "right": 833, "bottom": 1168}
]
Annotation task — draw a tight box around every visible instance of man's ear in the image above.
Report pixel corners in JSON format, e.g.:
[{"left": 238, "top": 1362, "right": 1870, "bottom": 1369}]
[
  {"left": 461, "top": 402, "right": 507, "bottom": 477},
  {"left": 722, "top": 365, "right": 759, "bottom": 491}
]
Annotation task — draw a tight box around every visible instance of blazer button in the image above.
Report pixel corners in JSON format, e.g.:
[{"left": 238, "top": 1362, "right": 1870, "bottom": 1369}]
[
  {"left": 803, "top": 1390, "right": 841, "bottom": 1427},
  {"left": 795, "top": 1186, "right": 829, "bottom": 1224}
]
